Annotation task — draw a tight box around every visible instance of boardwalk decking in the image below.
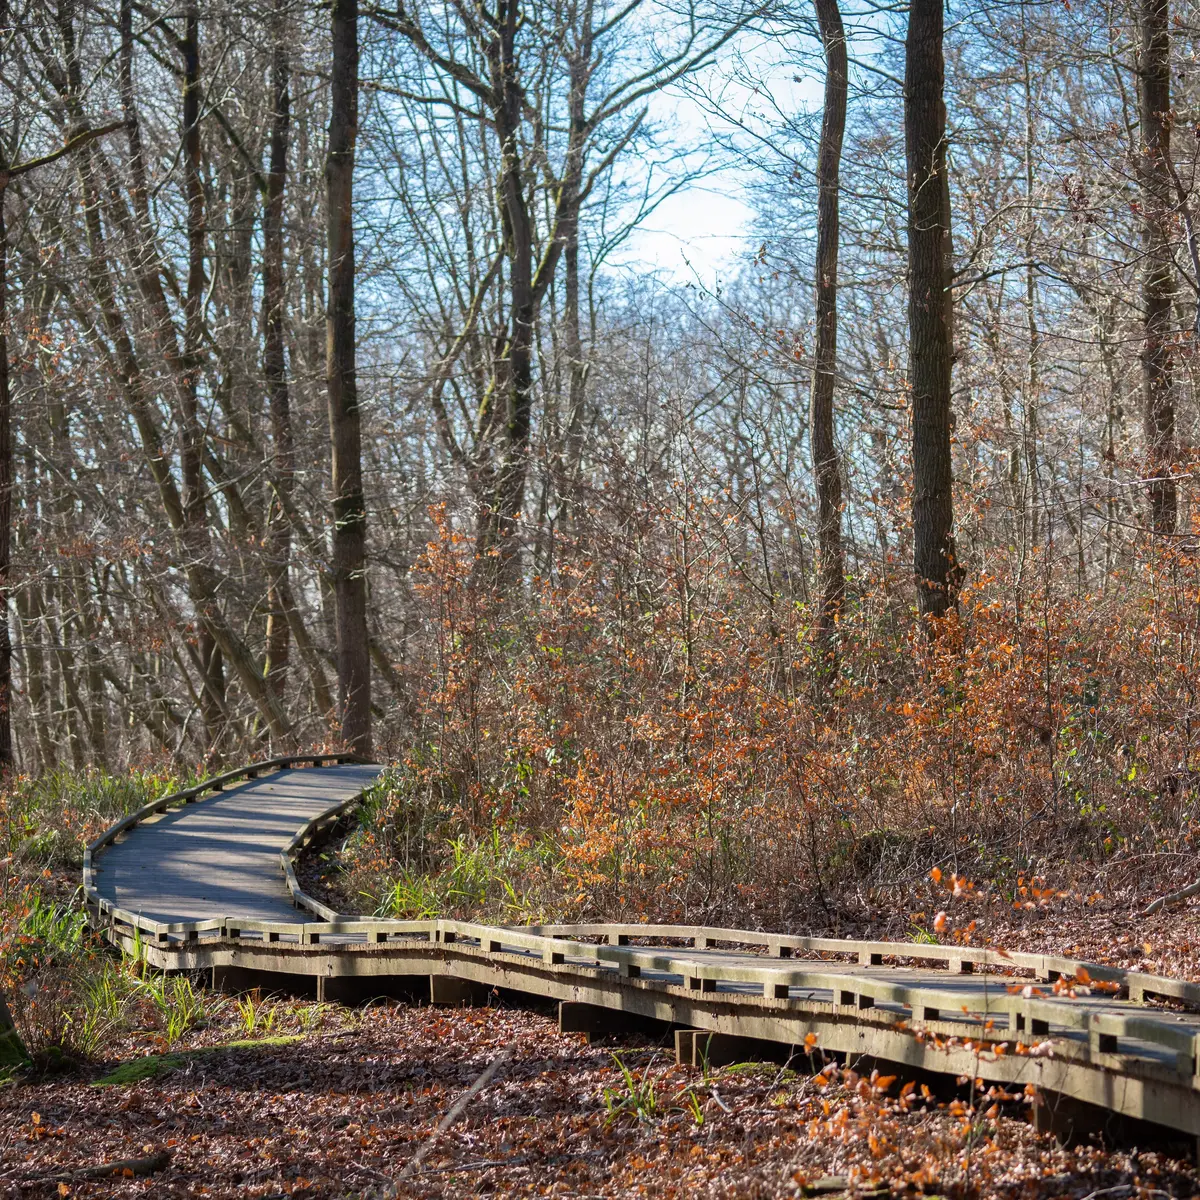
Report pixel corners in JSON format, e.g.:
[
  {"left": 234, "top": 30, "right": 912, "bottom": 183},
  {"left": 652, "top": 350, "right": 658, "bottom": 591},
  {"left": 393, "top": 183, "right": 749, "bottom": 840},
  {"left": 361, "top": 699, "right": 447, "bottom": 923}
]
[
  {"left": 83, "top": 758, "right": 1200, "bottom": 1145},
  {"left": 91, "top": 762, "right": 382, "bottom": 923}
]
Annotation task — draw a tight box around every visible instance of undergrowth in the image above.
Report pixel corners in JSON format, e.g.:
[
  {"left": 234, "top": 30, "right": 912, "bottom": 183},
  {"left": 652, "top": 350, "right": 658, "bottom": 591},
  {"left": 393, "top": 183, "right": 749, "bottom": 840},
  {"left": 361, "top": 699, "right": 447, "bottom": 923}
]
[
  {"left": 1, "top": 765, "right": 183, "bottom": 869},
  {"left": 310, "top": 519, "right": 1200, "bottom": 933},
  {"left": 0, "top": 890, "right": 218, "bottom": 1070}
]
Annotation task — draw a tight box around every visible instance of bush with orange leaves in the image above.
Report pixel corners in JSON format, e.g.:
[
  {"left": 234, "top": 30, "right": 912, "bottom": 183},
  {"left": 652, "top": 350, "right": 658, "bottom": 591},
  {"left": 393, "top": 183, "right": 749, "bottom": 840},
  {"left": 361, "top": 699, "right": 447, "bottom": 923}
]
[{"left": 342, "top": 497, "right": 1200, "bottom": 930}]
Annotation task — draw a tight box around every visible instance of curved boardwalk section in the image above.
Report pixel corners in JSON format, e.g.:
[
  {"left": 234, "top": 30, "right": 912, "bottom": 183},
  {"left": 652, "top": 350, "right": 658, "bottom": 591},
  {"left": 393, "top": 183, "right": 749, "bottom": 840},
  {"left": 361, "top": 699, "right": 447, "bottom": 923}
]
[
  {"left": 91, "top": 762, "right": 381, "bottom": 924},
  {"left": 83, "top": 758, "right": 1200, "bottom": 1147}
]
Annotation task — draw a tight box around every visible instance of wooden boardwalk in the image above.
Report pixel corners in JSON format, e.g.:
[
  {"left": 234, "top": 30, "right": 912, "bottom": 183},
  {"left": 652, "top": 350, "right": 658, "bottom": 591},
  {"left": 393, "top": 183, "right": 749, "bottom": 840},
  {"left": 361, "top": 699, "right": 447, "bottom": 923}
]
[
  {"left": 90, "top": 761, "right": 382, "bottom": 924},
  {"left": 83, "top": 757, "right": 1200, "bottom": 1146}
]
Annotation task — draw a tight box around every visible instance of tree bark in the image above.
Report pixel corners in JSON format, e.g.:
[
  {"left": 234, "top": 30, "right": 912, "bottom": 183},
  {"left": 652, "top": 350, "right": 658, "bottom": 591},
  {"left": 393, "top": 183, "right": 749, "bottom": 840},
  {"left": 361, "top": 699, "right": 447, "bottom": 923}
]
[
  {"left": 263, "top": 5, "right": 293, "bottom": 701},
  {"left": 0, "top": 0, "right": 15, "bottom": 773},
  {"left": 476, "top": 2, "right": 536, "bottom": 577},
  {"left": 558, "top": 31, "right": 591, "bottom": 534},
  {"left": 1139, "top": 0, "right": 1177, "bottom": 534},
  {"left": 0, "top": 177, "right": 14, "bottom": 773},
  {"left": 905, "top": 0, "right": 961, "bottom": 619},
  {"left": 326, "top": 0, "right": 372, "bottom": 756},
  {"left": 181, "top": 3, "right": 226, "bottom": 760},
  {"left": 810, "top": 0, "right": 847, "bottom": 672}
]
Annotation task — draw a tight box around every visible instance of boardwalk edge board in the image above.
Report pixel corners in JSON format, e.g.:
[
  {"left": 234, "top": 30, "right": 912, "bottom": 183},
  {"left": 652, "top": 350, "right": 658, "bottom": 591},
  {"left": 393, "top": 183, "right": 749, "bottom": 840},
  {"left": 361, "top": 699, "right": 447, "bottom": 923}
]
[{"left": 83, "top": 757, "right": 1200, "bottom": 1141}]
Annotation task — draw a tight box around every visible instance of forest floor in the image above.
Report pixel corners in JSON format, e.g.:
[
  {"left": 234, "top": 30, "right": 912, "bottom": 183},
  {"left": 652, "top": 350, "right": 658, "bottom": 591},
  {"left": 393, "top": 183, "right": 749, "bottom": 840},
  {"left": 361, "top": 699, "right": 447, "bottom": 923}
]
[{"left": 3, "top": 988, "right": 1200, "bottom": 1200}]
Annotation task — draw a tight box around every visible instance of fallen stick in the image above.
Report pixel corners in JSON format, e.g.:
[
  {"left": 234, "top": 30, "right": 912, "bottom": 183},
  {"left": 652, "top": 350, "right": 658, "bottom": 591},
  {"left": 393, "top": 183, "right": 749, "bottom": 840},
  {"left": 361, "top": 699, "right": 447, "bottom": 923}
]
[
  {"left": 399, "top": 1046, "right": 512, "bottom": 1179},
  {"left": 1141, "top": 879, "right": 1200, "bottom": 916},
  {"left": 19, "top": 1148, "right": 171, "bottom": 1184},
  {"left": 369, "top": 1046, "right": 513, "bottom": 1197}
]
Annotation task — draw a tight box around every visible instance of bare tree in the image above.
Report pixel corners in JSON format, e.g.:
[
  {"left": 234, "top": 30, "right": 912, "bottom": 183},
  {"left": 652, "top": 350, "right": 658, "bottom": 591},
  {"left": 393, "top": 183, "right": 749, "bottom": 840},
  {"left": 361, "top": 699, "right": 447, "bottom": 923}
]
[
  {"left": 1138, "top": 0, "right": 1176, "bottom": 534},
  {"left": 905, "top": 0, "right": 960, "bottom": 618},
  {"left": 810, "top": 0, "right": 846, "bottom": 671},
  {"left": 327, "top": 0, "right": 372, "bottom": 756},
  {"left": 263, "top": 0, "right": 294, "bottom": 702}
]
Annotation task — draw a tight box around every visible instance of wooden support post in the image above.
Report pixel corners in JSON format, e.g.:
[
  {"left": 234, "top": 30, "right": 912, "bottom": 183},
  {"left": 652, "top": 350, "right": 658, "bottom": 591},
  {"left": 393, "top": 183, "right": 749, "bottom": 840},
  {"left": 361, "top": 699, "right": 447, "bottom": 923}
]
[
  {"left": 558, "top": 1001, "right": 657, "bottom": 1042},
  {"left": 430, "top": 975, "right": 487, "bottom": 1006},
  {"left": 674, "top": 1028, "right": 699, "bottom": 1066}
]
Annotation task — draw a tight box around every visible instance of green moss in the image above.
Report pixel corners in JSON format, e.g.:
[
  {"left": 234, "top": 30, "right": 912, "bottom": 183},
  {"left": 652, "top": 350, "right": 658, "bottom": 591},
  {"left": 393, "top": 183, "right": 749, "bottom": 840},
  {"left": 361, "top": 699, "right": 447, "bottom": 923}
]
[
  {"left": 93, "top": 1034, "right": 302, "bottom": 1087},
  {"left": 221, "top": 1036, "right": 303, "bottom": 1051},
  {"left": 95, "top": 1053, "right": 187, "bottom": 1086}
]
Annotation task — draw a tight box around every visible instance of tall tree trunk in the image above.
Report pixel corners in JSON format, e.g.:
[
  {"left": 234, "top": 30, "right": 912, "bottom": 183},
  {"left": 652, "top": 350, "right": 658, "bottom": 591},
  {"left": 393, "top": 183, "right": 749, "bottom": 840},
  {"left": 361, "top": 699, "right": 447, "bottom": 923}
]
[
  {"left": 326, "top": 0, "right": 371, "bottom": 756},
  {"left": 0, "top": 0, "right": 14, "bottom": 773},
  {"left": 263, "top": 9, "right": 293, "bottom": 702},
  {"left": 0, "top": 175, "right": 13, "bottom": 773},
  {"left": 810, "top": 0, "right": 847, "bottom": 673},
  {"left": 476, "top": 5, "right": 535, "bottom": 577},
  {"left": 1139, "top": 0, "right": 1177, "bottom": 534},
  {"left": 905, "top": 0, "right": 960, "bottom": 619},
  {"left": 559, "top": 37, "right": 591, "bottom": 534},
  {"left": 1020, "top": 11, "right": 1041, "bottom": 550},
  {"left": 181, "top": 3, "right": 224, "bottom": 760}
]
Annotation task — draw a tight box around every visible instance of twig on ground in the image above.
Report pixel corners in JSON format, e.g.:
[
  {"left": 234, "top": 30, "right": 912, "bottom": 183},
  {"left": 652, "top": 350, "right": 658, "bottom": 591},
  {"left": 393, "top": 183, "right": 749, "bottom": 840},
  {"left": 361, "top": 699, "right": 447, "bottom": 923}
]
[
  {"left": 370, "top": 1044, "right": 514, "bottom": 1196},
  {"left": 17, "top": 1147, "right": 171, "bottom": 1183},
  {"left": 1141, "top": 880, "right": 1200, "bottom": 916}
]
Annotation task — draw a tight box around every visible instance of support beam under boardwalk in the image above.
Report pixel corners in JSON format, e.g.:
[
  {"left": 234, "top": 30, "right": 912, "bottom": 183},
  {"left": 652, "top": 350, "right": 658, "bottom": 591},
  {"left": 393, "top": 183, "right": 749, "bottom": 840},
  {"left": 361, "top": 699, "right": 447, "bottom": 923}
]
[
  {"left": 430, "top": 975, "right": 489, "bottom": 1006},
  {"left": 558, "top": 1001, "right": 667, "bottom": 1043},
  {"left": 212, "top": 965, "right": 318, "bottom": 999},
  {"left": 675, "top": 1029, "right": 789, "bottom": 1068}
]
